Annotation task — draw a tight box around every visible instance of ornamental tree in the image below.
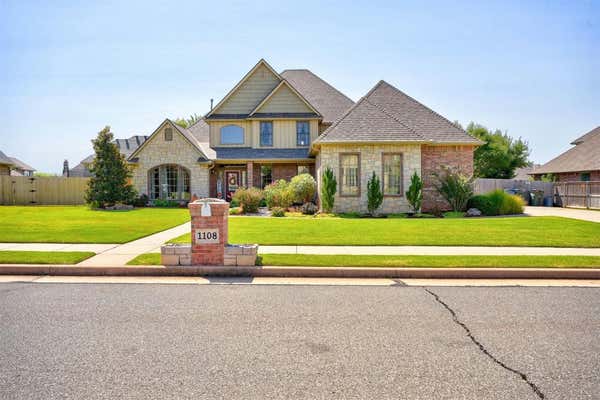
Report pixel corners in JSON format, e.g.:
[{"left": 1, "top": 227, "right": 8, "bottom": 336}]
[
  {"left": 321, "top": 167, "right": 337, "bottom": 213},
  {"left": 85, "top": 126, "right": 137, "bottom": 208},
  {"left": 405, "top": 171, "right": 423, "bottom": 213},
  {"left": 367, "top": 171, "right": 383, "bottom": 216}
]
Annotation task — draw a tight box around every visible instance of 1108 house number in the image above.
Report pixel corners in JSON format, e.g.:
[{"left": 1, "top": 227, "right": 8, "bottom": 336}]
[{"left": 195, "top": 229, "right": 219, "bottom": 244}]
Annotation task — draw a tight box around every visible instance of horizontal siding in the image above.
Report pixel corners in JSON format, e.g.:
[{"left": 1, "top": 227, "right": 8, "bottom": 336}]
[
  {"left": 209, "top": 121, "right": 253, "bottom": 147},
  {"left": 256, "top": 84, "right": 313, "bottom": 114},
  {"left": 216, "top": 64, "right": 280, "bottom": 114}
]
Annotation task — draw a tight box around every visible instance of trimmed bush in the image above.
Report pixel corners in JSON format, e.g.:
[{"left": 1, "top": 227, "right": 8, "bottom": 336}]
[
  {"left": 271, "top": 207, "right": 286, "bottom": 217},
  {"left": 232, "top": 187, "right": 263, "bottom": 214},
  {"left": 229, "top": 207, "right": 242, "bottom": 215},
  {"left": 290, "top": 174, "right": 317, "bottom": 204},
  {"left": 468, "top": 190, "right": 525, "bottom": 216},
  {"left": 405, "top": 171, "right": 423, "bottom": 213},
  {"left": 301, "top": 202, "right": 318, "bottom": 215},
  {"left": 367, "top": 171, "right": 383, "bottom": 216},
  {"left": 264, "top": 180, "right": 294, "bottom": 209},
  {"left": 321, "top": 167, "right": 337, "bottom": 213}
]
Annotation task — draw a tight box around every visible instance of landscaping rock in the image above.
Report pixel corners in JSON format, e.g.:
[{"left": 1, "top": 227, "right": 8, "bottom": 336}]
[{"left": 466, "top": 208, "right": 482, "bottom": 217}]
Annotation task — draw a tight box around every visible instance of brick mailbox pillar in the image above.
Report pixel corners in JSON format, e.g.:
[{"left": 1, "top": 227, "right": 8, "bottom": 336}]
[{"left": 188, "top": 198, "right": 229, "bottom": 265}]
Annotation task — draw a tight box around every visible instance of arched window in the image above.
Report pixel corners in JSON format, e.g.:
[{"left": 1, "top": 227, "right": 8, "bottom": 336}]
[
  {"left": 220, "top": 125, "right": 244, "bottom": 145},
  {"left": 148, "top": 165, "right": 191, "bottom": 201}
]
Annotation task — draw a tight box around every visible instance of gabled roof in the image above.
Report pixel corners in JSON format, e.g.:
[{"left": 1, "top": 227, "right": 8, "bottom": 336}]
[
  {"left": 0, "top": 150, "right": 14, "bottom": 166},
  {"left": 248, "top": 79, "right": 321, "bottom": 118},
  {"left": 570, "top": 126, "right": 600, "bottom": 145},
  {"left": 315, "top": 80, "right": 481, "bottom": 145},
  {"left": 128, "top": 119, "right": 211, "bottom": 162},
  {"left": 532, "top": 127, "right": 600, "bottom": 174},
  {"left": 113, "top": 135, "right": 149, "bottom": 157},
  {"left": 8, "top": 157, "right": 35, "bottom": 172},
  {"left": 280, "top": 69, "right": 354, "bottom": 124},
  {"left": 205, "top": 59, "right": 282, "bottom": 119}
]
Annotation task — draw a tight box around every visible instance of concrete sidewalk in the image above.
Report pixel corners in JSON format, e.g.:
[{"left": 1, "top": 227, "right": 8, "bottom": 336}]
[
  {"left": 525, "top": 206, "right": 600, "bottom": 223},
  {"left": 77, "top": 222, "right": 190, "bottom": 266}
]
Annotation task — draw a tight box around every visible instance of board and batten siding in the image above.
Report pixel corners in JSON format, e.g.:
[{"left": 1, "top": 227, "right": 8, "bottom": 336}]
[
  {"left": 251, "top": 119, "right": 319, "bottom": 149},
  {"left": 215, "top": 64, "right": 280, "bottom": 114},
  {"left": 254, "top": 84, "right": 314, "bottom": 114},
  {"left": 209, "top": 121, "right": 254, "bottom": 147}
]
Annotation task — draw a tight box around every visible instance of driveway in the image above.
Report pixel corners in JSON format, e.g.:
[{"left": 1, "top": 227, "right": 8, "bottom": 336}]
[
  {"left": 1, "top": 283, "right": 598, "bottom": 399},
  {"left": 525, "top": 206, "right": 600, "bottom": 223}
]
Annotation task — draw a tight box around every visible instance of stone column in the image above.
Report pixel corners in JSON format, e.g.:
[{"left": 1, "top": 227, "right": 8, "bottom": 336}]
[
  {"left": 188, "top": 199, "right": 229, "bottom": 265},
  {"left": 246, "top": 161, "right": 254, "bottom": 188}
]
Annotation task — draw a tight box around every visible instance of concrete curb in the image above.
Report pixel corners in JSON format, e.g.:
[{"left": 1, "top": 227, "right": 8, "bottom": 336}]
[{"left": 1, "top": 264, "right": 600, "bottom": 279}]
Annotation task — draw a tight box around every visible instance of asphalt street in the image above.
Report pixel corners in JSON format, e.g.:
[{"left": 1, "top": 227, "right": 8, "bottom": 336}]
[{"left": 0, "top": 282, "right": 598, "bottom": 399}]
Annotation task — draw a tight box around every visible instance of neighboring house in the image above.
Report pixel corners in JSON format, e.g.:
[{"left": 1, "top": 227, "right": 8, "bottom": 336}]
[
  {"left": 513, "top": 165, "right": 540, "bottom": 181},
  {"left": 125, "top": 59, "right": 480, "bottom": 212},
  {"left": 9, "top": 157, "right": 36, "bottom": 176},
  {"left": 0, "top": 151, "right": 13, "bottom": 176},
  {"left": 67, "top": 135, "right": 148, "bottom": 177},
  {"left": 0, "top": 151, "right": 35, "bottom": 176},
  {"left": 530, "top": 126, "right": 600, "bottom": 182}
]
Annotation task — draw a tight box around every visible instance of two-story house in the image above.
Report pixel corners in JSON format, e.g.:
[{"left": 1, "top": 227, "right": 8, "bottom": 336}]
[{"left": 125, "top": 59, "right": 480, "bottom": 212}]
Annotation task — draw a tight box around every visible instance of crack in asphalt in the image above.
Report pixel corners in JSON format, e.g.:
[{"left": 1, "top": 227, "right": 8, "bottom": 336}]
[{"left": 425, "top": 288, "right": 546, "bottom": 399}]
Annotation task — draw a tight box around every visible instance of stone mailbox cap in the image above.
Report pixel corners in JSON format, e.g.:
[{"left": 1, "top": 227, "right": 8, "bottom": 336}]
[{"left": 190, "top": 198, "right": 227, "bottom": 204}]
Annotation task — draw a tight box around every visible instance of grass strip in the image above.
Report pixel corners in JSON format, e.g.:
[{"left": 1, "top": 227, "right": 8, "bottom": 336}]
[
  {"left": 127, "top": 253, "right": 600, "bottom": 268},
  {"left": 0, "top": 251, "right": 95, "bottom": 265}
]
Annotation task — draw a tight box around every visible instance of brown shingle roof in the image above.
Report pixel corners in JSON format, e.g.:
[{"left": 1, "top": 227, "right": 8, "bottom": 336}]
[
  {"left": 8, "top": 157, "right": 35, "bottom": 172},
  {"left": 0, "top": 151, "right": 14, "bottom": 166},
  {"left": 315, "top": 80, "right": 481, "bottom": 145},
  {"left": 532, "top": 127, "right": 600, "bottom": 174},
  {"left": 280, "top": 69, "right": 354, "bottom": 124}
]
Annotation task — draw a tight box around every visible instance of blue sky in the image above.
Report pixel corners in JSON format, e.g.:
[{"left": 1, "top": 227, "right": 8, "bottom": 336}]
[{"left": 1, "top": 0, "right": 598, "bottom": 173}]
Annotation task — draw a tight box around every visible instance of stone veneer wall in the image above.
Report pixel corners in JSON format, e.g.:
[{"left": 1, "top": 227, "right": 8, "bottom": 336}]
[
  {"left": 130, "top": 123, "right": 210, "bottom": 199},
  {"left": 316, "top": 143, "right": 421, "bottom": 214},
  {"left": 420, "top": 145, "right": 475, "bottom": 212}
]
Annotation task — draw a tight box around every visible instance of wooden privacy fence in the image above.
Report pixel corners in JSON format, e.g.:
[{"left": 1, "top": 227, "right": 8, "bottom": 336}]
[
  {"left": 474, "top": 178, "right": 554, "bottom": 197},
  {"left": 554, "top": 181, "right": 600, "bottom": 210},
  {"left": 0, "top": 176, "right": 90, "bottom": 205}
]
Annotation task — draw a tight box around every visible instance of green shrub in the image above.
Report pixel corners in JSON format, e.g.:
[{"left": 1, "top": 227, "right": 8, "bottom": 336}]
[
  {"left": 321, "top": 167, "right": 337, "bottom": 213},
  {"left": 153, "top": 199, "right": 180, "bottom": 208},
  {"left": 232, "top": 187, "right": 263, "bottom": 214},
  {"left": 468, "top": 190, "right": 525, "bottom": 216},
  {"left": 367, "top": 171, "right": 383, "bottom": 216},
  {"left": 264, "top": 180, "right": 294, "bottom": 209},
  {"left": 405, "top": 171, "right": 423, "bottom": 213},
  {"left": 271, "top": 207, "right": 286, "bottom": 217},
  {"left": 229, "top": 207, "right": 242, "bottom": 215},
  {"left": 301, "top": 202, "right": 317, "bottom": 215},
  {"left": 433, "top": 168, "right": 473, "bottom": 212},
  {"left": 290, "top": 173, "right": 317, "bottom": 204},
  {"left": 468, "top": 194, "right": 495, "bottom": 215},
  {"left": 229, "top": 198, "right": 240, "bottom": 207}
]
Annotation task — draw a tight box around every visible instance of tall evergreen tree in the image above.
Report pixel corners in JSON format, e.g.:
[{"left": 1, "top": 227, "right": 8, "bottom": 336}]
[
  {"left": 367, "top": 171, "right": 383, "bottom": 216},
  {"left": 321, "top": 167, "right": 337, "bottom": 213},
  {"left": 85, "top": 126, "right": 136, "bottom": 208}
]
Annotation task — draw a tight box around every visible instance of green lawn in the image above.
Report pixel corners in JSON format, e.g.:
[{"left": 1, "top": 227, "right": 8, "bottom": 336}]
[
  {"left": 168, "top": 216, "right": 600, "bottom": 247},
  {"left": 127, "top": 253, "right": 600, "bottom": 268},
  {"left": 0, "top": 206, "right": 189, "bottom": 244},
  {"left": 0, "top": 251, "right": 95, "bottom": 264}
]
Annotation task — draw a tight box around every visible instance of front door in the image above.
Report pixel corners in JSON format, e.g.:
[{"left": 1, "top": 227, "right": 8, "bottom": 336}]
[{"left": 225, "top": 171, "right": 240, "bottom": 202}]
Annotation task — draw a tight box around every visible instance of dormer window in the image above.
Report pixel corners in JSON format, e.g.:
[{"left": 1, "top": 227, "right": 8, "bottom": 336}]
[
  {"left": 220, "top": 125, "right": 244, "bottom": 145},
  {"left": 164, "top": 128, "right": 173, "bottom": 141}
]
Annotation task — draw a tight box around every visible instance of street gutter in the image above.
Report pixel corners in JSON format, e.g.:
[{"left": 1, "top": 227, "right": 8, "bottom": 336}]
[{"left": 1, "top": 264, "right": 600, "bottom": 279}]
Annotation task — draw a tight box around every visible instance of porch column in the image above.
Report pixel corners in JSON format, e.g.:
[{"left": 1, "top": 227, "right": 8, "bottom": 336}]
[{"left": 247, "top": 161, "right": 254, "bottom": 188}]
